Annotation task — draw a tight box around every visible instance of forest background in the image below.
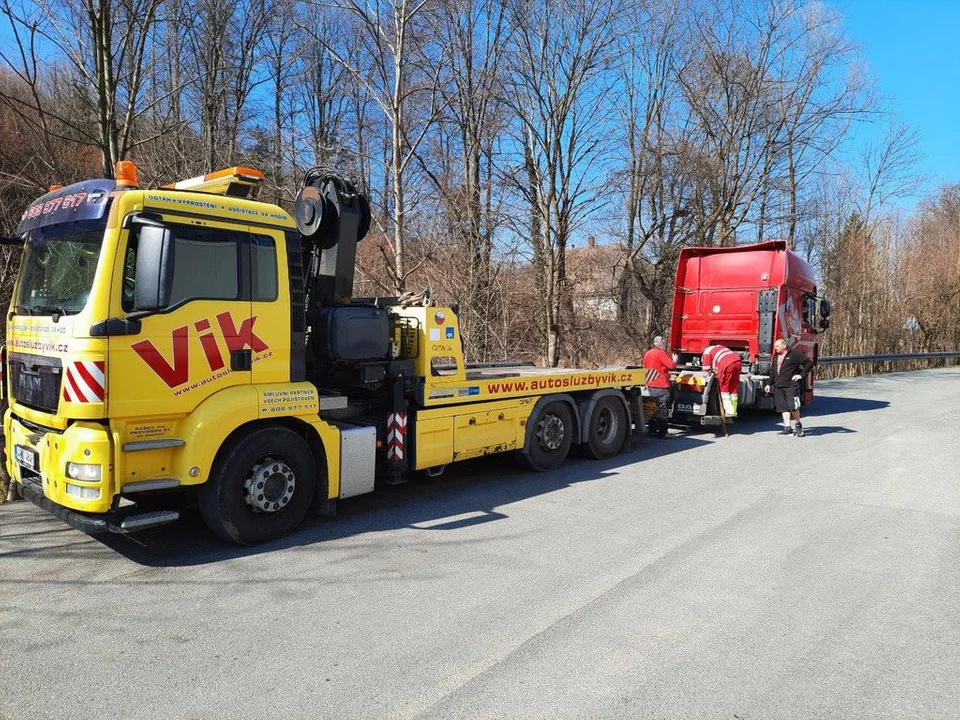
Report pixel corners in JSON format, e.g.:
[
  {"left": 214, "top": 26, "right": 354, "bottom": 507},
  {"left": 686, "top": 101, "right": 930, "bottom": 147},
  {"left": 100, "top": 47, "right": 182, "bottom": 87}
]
[{"left": 1, "top": 0, "right": 958, "bottom": 371}]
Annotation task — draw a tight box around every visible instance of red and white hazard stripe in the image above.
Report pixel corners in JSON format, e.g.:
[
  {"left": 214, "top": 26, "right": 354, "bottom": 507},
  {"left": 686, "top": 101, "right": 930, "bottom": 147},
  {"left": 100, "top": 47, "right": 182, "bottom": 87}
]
[
  {"left": 645, "top": 368, "right": 660, "bottom": 383},
  {"left": 62, "top": 360, "right": 105, "bottom": 403},
  {"left": 386, "top": 411, "right": 407, "bottom": 461}
]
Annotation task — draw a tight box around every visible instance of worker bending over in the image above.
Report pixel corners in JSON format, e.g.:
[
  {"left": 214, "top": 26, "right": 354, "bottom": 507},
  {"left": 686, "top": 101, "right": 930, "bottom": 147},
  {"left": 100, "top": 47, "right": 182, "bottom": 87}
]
[{"left": 701, "top": 344, "right": 742, "bottom": 418}]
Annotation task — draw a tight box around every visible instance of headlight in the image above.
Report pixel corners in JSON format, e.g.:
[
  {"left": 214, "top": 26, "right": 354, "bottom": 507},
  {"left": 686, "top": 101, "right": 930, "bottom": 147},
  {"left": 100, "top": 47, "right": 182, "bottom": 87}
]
[{"left": 66, "top": 462, "right": 102, "bottom": 482}]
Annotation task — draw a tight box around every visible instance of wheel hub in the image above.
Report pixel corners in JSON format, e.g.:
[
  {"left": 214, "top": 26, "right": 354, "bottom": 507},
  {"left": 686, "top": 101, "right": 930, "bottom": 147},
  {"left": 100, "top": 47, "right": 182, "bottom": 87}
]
[
  {"left": 243, "top": 457, "right": 296, "bottom": 513},
  {"left": 595, "top": 408, "right": 619, "bottom": 444},
  {"left": 537, "top": 414, "right": 565, "bottom": 451}
]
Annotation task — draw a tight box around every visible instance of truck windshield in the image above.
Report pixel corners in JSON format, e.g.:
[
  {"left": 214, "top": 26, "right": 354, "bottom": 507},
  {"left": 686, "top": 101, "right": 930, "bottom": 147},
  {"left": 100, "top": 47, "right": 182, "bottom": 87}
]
[{"left": 14, "top": 222, "right": 105, "bottom": 316}]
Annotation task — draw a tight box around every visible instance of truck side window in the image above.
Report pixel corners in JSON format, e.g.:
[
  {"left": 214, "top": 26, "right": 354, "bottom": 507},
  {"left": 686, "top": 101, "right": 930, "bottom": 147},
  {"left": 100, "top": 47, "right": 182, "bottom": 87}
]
[
  {"left": 250, "top": 233, "right": 278, "bottom": 302},
  {"left": 169, "top": 225, "right": 241, "bottom": 306},
  {"left": 122, "top": 222, "right": 242, "bottom": 312}
]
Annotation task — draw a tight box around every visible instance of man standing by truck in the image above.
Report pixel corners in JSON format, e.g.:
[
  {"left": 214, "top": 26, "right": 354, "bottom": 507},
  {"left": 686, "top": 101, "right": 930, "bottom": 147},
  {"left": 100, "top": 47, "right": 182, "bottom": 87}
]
[
  {"left": 702, "top": 344, "right": 742, "bottom": 418},
  {"left": 765, "top": 338, "right": 813, "bottom": 437},
  {"left": 643, "top": 335, "right": 677, "bottom": 435}
]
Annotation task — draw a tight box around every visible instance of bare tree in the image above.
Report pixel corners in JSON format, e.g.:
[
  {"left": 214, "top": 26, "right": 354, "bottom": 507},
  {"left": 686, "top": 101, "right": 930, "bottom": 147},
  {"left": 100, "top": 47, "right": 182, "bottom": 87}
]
[
  {"left": 616, "top": 0, "right": 699, "bottom": 338},
  {"left": 317, "top": 0, "right": 449, "bottom": 292},
  {"left": 760, "top": 1, "right": 870, "bottom": 247},
  {"left": 184, "top": 0, "right": 272, "bottom": 170},
  {"left": 298, "top": 11, "right": 352, "bottom": 172},
  {"left": 859, "top": 119, "right": 924, "bottom": 224},
  {"left": 417, "top": 0, "right": 509, "bottom": 359},
  {"left": 503, "top": 0, "right": 623, "bottom": 365},
  {"left": 0, "top": 0, "right": 165, "bottom": 176}
]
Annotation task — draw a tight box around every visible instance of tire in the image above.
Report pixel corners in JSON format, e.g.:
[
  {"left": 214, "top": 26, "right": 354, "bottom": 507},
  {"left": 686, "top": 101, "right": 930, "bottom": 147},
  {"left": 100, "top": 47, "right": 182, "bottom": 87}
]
[
  {"left": 517, "top": 401, "right": 574, "bottom": 472},
  {"left": 199, "top": 425, "right": 316, "bottom": 545},
  {"left": 583, "top": 395, "right": 628, "bottom": 460},
  {"left": 647, "top": 417, "right": 668, "bottom": 437}
]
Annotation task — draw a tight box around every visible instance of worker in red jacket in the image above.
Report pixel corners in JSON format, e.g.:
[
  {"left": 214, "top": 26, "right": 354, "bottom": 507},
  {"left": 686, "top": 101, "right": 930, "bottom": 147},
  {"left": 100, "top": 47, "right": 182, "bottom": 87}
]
[
  {"left": 642, "top": 335, "right": 676, "bottom": 433},
  {"left": 701, "top": 344, "right": 742, "bottom": 418}
]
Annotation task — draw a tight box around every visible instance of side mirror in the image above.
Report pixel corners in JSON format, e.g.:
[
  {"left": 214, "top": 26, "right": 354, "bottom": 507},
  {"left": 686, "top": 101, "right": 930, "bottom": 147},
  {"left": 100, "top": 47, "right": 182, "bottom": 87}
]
[
  {"left": 819, "top": 317, "right": 830, "bottom": 330},
  {"left": 133, "top": 225, "right": 175, "bottom": 312},
  {"left": 819, "top": 298, "right": 831, "bottom": 318}
]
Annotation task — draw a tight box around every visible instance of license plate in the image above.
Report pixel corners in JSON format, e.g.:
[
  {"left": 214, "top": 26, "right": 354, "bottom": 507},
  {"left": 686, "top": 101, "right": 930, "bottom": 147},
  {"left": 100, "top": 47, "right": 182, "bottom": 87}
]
[{"left": 14, "top": 444, "right": 37, "bottom": 471}]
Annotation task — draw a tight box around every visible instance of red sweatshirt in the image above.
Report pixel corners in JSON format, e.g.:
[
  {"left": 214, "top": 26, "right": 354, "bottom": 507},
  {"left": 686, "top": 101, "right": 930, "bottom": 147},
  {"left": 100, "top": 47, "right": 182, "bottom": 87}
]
[{"left": 642, "top": 347, "right": 676, "bottom": 389}]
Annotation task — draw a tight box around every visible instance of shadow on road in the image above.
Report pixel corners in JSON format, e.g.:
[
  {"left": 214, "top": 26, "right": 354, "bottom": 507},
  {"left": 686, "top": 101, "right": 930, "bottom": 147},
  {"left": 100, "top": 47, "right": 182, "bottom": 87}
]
[
  {"left": 799, "top": 425, "right": 856, "bottom": 436},
  {"left": 799, "top": 395, "right": 889, "bottom": 417},
  {"left": 671, "top": 399, "right": 863, "bottom": 437},
  {"left": 58, "top": 434, "right": 714, "bottom": 568}
]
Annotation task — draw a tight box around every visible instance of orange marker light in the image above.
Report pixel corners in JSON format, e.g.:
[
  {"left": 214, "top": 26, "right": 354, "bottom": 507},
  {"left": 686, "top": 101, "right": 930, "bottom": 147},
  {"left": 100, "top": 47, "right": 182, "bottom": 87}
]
[
  {"left": 48, "top": 184, "right": 64, "bottom": 192},
  {"left": 115, "top": 160, "right": 139, "bottom": 188}
]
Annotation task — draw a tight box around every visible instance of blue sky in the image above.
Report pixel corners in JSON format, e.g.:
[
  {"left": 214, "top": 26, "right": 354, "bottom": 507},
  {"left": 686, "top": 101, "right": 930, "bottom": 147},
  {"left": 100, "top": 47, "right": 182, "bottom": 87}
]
[
  {"left": 2, "top": 0, "right": 955, "bottom": 198},
  {"left": 837, "top": 0, "right": 960, "bottom": 188}
]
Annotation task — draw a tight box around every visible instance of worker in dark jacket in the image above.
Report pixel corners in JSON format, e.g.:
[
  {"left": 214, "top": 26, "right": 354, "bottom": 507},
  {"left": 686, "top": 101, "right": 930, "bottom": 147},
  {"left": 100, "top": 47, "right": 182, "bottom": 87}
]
[{"left": 764, "top": 337, "right": 814, "bottom": 436}]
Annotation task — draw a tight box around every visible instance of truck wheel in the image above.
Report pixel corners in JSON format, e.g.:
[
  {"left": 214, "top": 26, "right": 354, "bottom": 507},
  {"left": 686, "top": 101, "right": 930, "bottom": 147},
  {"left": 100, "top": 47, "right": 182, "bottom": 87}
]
[
  {"left": 584, "top": 396, "right": 628, "bottom": 460},
  {"left": 199, "top": 426, "right": 316, "bottom": 545},
  {"left": 517, "top": 401, "right": 574, "bottom": 472},
  {"left": 646, "top": 417, "right": 668, "bottom": 438}
]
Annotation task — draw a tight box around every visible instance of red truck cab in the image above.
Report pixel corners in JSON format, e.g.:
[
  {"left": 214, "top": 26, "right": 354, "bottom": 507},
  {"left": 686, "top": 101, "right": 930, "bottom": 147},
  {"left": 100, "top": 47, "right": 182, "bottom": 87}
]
[{"left": 668, "top": 241, "right": 830, "bottom": 422}]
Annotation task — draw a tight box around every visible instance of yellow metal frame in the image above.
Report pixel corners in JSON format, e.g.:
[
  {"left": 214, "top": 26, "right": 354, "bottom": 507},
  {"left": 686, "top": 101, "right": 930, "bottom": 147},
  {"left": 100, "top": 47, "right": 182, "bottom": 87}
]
[
  {"left": 391, "top": 305, "right": 646, "bottom": 406},
  {"left": 392, "top": 304, "right": 646, "bottom": 471}
]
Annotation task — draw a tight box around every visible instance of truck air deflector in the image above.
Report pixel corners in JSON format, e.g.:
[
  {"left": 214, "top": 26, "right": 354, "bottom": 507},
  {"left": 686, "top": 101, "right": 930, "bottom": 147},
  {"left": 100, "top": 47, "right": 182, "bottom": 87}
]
[{"left": 17, "top": 179, "right": 116, "bottom": 234}]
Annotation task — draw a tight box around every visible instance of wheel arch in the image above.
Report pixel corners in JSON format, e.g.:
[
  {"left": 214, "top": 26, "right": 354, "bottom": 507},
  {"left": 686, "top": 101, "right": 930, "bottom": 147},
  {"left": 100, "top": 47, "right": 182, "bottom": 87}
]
[
  {"left": 170, "top": 386, "right": 340, "bottom": 505},
  {"left": 209, "top": 416, "right": 336, "bottom": 513}
]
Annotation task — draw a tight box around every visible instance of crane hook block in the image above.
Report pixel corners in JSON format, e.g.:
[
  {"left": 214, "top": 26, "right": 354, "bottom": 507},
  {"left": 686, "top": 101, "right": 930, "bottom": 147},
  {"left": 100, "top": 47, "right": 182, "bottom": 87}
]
[
  {"left": 295, "top": 174, "right": 371, "bottom": 250},
  {"left": 295, "top": 185, "right": 337, "bottom": 249}
]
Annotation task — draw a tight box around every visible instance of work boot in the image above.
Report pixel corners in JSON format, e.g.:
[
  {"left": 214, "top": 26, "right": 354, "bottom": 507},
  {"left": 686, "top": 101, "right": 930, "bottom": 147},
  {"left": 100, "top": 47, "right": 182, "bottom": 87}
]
[{"left": 794, "top": 422, "right": 804, "bottom": 437}]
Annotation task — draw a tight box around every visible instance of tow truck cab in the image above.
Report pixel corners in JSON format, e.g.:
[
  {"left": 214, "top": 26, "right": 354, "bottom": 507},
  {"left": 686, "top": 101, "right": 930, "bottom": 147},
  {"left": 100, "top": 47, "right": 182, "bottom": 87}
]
[{"left": 3, "top": 166, "right": 324, "bottom": 528}]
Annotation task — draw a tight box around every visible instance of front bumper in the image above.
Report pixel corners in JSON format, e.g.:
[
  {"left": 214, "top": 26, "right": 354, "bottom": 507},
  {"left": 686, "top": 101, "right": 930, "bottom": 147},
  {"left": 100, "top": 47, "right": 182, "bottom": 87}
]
[
  {"left": 18, "top": 477, "right": 109, "bottom": 534},
  {"left": 5, "top": 411, "right": 115, "bottom": 514},
  {"left": 16, "top": 476, "right": 180, "bottom": 534},
  {"left": 6, "top": 412, "right": 181, "bottom": 535}
]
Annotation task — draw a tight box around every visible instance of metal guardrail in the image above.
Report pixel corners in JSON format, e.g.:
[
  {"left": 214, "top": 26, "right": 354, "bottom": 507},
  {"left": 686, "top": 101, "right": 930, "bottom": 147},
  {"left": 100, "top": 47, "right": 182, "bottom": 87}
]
[{"left": 818, "top": 351, "right": 960, "bottom": 366}]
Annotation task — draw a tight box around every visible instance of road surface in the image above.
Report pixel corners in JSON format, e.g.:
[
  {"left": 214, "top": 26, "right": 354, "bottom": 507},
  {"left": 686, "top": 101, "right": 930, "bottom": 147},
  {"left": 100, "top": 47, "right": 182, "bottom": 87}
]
[{"left": 1, "top": 367, "right": 958, "bottom": 719}]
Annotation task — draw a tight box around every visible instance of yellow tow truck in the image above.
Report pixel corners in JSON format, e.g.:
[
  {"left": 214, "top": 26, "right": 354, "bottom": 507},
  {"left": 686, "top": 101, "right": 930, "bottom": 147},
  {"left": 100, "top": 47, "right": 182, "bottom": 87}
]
[{"left": 2, "top": 163, "right": 646, "bottom": 544}]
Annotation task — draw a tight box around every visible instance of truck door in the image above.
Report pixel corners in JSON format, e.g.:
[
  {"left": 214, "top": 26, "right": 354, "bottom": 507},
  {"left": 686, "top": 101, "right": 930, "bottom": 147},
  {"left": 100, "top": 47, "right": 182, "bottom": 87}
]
[
  {"left": 246, "top": 227, "right": 291, "bottom": 386},
  {"left": 108, "top": 217, "right": 254, "bottom": 421}
]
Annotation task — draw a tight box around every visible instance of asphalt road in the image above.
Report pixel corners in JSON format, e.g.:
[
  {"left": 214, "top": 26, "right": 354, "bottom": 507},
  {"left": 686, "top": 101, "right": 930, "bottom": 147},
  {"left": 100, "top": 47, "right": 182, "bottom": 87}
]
[{"left": 1, "top": 368, "right": 959, "bottom": 720}]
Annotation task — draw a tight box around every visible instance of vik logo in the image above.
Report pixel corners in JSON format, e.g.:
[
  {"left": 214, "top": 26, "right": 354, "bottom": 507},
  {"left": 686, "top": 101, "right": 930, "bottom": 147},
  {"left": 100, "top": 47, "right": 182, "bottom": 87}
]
[{"left": 131, "top": 312, "right": 269, "bottom": 388}]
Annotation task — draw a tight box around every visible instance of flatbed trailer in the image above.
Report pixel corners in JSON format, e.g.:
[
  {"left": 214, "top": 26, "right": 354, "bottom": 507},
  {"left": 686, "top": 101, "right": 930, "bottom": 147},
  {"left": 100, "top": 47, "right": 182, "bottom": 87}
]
[{"left": 365, "top": 304, "right": 647, "bottom": 474}]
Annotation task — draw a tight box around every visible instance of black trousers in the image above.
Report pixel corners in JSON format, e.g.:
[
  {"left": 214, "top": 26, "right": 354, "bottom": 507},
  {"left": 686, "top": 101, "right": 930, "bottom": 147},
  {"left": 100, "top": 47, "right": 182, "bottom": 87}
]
[{"left": 647, "top": 387, "right": 672, "bottom": 418}]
